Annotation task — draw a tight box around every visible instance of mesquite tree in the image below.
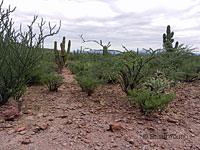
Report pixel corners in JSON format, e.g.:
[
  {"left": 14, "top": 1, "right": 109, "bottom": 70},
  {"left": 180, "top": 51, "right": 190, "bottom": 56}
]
[
  {"left": 0, "top": 0, "right": 61, "bottom": 106},
  {"left": 80, "top": 34, "right": 111, "bottom": 56}
]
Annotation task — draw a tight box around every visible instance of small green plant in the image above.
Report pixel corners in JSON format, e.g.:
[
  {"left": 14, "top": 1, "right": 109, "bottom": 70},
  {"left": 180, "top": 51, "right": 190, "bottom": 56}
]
[
  {"left": 128, "top": 71, "right": 175, "bottom": 115},
  {"left": 40, "top": 74, "right": 64, "bottom": 92},
  {"left": 128, "top": 88, "right": 174, "bottom": 116},
  {"left": 75, "top": 76, "right": 100, "bottom": 96}
]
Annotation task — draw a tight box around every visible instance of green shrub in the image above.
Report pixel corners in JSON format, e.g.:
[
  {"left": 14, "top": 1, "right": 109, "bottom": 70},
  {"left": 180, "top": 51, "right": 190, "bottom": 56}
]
[
  {"left": 40, "top": 74, "right": 64, "bottom": 92},
  {"left": 75, "top": 76, "right": 100, "bottom": 96},
  {"left": 157, "top": 45, "right": 200, "bottom": 82},
  {"left": 128, "top": 71, "right": 174, "bottom": 115},
  {"left": 28, "top": 61, "right": 59, "bottom": 85},
  {"left": 128, "top": 88, "right": 174, "bottom": 116},
  {"left": 176, "top": 56, "right": 200, "bottom": 82},
  {"left": 0, "top": 2, "right": 60, "bottom": 105},
  {"left": 119, "top": 49, "right": 157, "bottom": 95}
]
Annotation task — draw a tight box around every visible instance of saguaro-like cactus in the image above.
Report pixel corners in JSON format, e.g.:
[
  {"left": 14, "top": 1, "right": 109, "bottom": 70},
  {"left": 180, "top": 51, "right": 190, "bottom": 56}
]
[
  {"left": 163, "top": 25, "right": 179, "bottom": 52},
  {"left": 54, "top": 37, "right": 71, "bottom": 73}
]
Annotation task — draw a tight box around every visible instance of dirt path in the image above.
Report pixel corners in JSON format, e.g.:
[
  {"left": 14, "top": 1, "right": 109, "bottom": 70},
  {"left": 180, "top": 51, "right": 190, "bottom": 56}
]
[{"left": 0, "top": 68, "right": 200, "bottom": 150}]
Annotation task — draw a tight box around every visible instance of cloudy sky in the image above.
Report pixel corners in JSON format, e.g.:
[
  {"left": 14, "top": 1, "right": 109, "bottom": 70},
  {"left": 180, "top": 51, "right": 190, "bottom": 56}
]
[{"left": 3, "top": 0, "right": 200, "bottom": 52}]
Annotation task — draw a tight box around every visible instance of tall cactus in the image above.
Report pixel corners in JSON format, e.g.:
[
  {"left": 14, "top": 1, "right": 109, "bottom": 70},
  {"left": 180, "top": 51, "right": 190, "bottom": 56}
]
[
  {"left": 163, "top": 25, "right": 179, "bottom": 52},
  {"left": 54, "top": 37, "right": 71, "bottom": 73}
]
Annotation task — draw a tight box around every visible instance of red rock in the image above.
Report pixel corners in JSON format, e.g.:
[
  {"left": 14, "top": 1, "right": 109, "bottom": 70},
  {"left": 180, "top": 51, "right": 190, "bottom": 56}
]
[
  {"left": 38, "top": 123, "right": 48, "bottom": 130},
  {"left": 83, "top": 139, "right": 90, "bottom": 144},
  {"left": 108, "top": 124, "right": 125, "bottom": 132},
  {"left": 79, "top": 122, "right": 86, "bottom": 127},
  {"left": 3, "top": 109, "right": 20, "bottom": 120},
  {"left": 127, "top": 116, "right": 132, "bottom": 120},
  {"left": 167, "top": 118, "right": 178, "bottom": 124},
  {"left": 17, "top": 126, "right": 26, "bottom": 132}
]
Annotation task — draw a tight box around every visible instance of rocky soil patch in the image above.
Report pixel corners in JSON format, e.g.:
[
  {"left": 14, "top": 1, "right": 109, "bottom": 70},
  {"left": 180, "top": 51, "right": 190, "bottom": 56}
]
[{"left": 0, "top": 68, "right": 199, "bottom": 150}]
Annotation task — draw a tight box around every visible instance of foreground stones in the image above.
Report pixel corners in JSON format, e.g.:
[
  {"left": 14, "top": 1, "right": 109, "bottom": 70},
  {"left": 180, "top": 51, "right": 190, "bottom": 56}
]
[{"left": 3, "top": 109, "right": 20, "bottom": 121}]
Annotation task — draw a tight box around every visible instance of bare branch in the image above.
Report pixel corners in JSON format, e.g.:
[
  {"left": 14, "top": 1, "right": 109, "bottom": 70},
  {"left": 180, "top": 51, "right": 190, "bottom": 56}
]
[
  {"left": 79, "top": 34, "right": 102, "bottom": 46},
  {"left": 122, "top": 45, "right": 129, "bottom": 52}
]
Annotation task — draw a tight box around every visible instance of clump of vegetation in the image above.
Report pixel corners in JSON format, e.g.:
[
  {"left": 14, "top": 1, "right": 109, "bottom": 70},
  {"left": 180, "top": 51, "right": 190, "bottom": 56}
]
[
  {"left": 128, "top": 88, "right": 174, "bottom": 116},
  {"left": 128, "top": 71, "right": 175, "bottom": 115},
  {"left": 0, "top": 1, "right": 60, "bottom": 105},
  {"left": 75, "top": 76, "right": 100, "bottom": 96},
  {"left": 119, "top": 49, "right": 157, "bottom": 95},
  {"left": 40, "top": 74, "right": 64, "bottom": 92}
]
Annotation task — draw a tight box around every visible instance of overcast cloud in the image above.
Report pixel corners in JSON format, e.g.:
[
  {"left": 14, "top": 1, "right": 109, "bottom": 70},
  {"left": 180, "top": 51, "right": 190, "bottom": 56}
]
[{"left": 3, "top": 0, "right": 200, "bottom": 51}]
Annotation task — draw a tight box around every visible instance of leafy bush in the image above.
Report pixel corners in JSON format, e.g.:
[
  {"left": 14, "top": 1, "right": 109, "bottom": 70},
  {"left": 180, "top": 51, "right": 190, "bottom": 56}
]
[
  {"left": 28, "top": 61, "right": 59, "bottom": 85},
  {"left": 176, "top": 55, "right": 200, "bottom": 82},
  {"left": 128, "top": 71, "right": 174, "bottom": 115},
  {"left": 0, "top": 1, "right": 60, "bottom": 105},
  {"left": 40, "top": 74, "right": 64, "bottom": 92},
  {"left": 128, "top": 88, "right": 174, "bottom": 115},
  {"left": 157, "top": 44, "right": 200, "bottom": 82},
  {"left": 75, "top": 76, "right": 100, "bottom": 96}
]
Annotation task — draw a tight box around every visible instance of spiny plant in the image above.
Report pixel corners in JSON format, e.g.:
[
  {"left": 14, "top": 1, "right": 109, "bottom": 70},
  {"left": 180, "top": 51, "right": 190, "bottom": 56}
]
[
  {"left": 0, "top": 0, "right": 60, "bottom": 105},
  {"left": 119, "top": 49, "right": 157, "bottom": 95},
  {"left": 54, "top": 37, "right": 71, "bottom": 73},
  {"left": 163, "top": 25, "right": 179, "bottom": 52}
]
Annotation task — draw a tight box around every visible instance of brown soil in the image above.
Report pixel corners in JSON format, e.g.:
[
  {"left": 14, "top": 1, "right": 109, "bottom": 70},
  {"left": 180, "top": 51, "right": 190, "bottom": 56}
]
[{"left": 0, "top": 68, "right": 200, "bottom": 150}]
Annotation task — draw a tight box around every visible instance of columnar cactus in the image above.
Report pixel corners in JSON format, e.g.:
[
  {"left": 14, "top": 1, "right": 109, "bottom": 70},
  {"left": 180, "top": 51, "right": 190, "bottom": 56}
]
[
  {"left": 54, "top": 37, "right": 71, "bottom": 73},
  {"left": 163, "top": 25, "right": 179, "bottom": 52}
]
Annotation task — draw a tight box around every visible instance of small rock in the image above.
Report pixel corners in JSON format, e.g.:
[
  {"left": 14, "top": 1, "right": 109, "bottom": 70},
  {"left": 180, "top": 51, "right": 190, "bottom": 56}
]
[
  {"left": 95, "top": 146, "right": 101, "bottom": 150},
  {"left": 25, "top": 116, "right": 34, "bottom": 121},
  {"left": 78, "top": 104, "right": 83, "bottom": 108},
  {"left": 137, "top": 121, "right": 143, "bottom": 125},
  {"left": 38, "top": 122, "right": 48, "bottom": 130},
  {"left": 62, "top": 143, "right": 67, "bottom": 146},
  {"left": 128, "top": 139, "right": 134, "bottom": 144},
  {"left": 7, "top": 129, "right": 15, "bottom": 135},
  {"left": 37, "top": 113, "right": 43, "bottom": 118},
  {"left": 114, "top": 119, "right": 121, "bottom": 122},
  {"left": 48, "top": 117, "right": 54, "bottom": 121},
  {"left": 59, "top": 114, "right": 68, "bottom": 118},
  {"left": 66, "top": 120, "right": 72, "bottom": 124},
  {"left": 17, "top": 126, "right": 26, "bottom": 132},
  {"left": 22, "top": 139, "right": 31, "bottom": 145},
  {"left": 107, "top": 124, "right": 125, "bottom": 132},
  {"left": 127, "top": 116, "right": 132, "bottom": 120},
  {"left": 83, "top": 139, "right": 90, "bottom": 144},
  {"left": 167, "top": 118, "right": 178, "bottom": 124},
  {"left": 3, "top": 109, "right": 20, "bottom": 121},
  {"left": 19, "top": 130, "right": 26, "bottom": 135},
  {"left": 78, "top": 122, "right": 86, "bottom": 128}
]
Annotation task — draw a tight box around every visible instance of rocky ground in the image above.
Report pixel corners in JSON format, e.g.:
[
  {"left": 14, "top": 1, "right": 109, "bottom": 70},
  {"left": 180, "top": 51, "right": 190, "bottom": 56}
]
[{"left": 0, "top": 68, "right": 200, "bottom": 150}]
